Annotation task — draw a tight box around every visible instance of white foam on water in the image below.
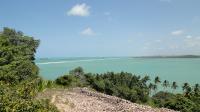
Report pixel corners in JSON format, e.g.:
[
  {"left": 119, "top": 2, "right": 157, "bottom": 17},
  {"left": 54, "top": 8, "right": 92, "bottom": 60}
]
[{"left": 36, "top": 58, "right": 122, "bottom": 65}]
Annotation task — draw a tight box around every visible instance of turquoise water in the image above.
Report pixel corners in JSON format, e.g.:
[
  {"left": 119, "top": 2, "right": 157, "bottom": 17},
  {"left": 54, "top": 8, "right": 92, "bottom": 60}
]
[{"left": 36, "top": 57, "right": 200, "bottom": 87}]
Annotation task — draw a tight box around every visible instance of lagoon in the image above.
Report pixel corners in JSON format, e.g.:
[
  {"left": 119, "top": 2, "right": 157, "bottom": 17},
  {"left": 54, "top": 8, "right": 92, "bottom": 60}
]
[{"left": 36, "top": 57, "right": 200, "bottom": 86}]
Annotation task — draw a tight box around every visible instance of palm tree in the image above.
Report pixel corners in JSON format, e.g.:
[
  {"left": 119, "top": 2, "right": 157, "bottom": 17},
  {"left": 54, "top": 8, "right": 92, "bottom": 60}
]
[
  {"left": 152, "top": 84, "right": 158, "bottom": 94},
  {"left": 154, "top": 76, "right": 161, "bottom": 85},
  {"left": 171, "top": 81, "right": 178, "bottom": 93},
  {"left": 185, "top": 86, "right": 192, "bottom": 97},
  {"left": 182, "top": 82, "right": 189, "bottom": 92},
  {"left": 141, "top": 75, "right": 150, "bottom": 86},
  {"left": 182, "top": 82, "right": 192, "bottom": 96},
  {"left": 69, "top": 66, "right": 84, "bottom": 76},
  {"left": 148, "top": 83, "right": 154, "bottom": 95},
  {"left": 194, "top": 83, "right": 200, "bottom": 95},
  {"left": 142, "top": 75, "right": 150, "bottom": 82},
  {"left": 162, "top": 80, "right": 170, "bottom": 91}
]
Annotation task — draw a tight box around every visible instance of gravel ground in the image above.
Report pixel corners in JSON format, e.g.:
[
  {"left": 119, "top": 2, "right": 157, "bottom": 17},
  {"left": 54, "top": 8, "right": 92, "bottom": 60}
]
[{"left": 36, "top": 87, "right": 178, "bottom": 112}]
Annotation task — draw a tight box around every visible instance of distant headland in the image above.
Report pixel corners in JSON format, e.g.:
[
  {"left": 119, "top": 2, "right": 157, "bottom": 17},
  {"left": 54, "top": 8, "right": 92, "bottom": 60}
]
[{"left": 134, "top": 55, "right": 200, "bottom": 58}]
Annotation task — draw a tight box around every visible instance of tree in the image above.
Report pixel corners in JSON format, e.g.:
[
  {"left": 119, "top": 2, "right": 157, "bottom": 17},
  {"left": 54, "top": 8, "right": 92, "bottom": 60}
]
[
  {"left": 182, "top": 83, "right": 189, "bottom": 92},
  {"left": 154, "top": 76, "right": 161, "bottom": 85},
  {"left": 56, "top": 75, "right": 75, "bottom": 86},
  {"left": 162, "top": 80, "right": 170, "bottom": 91},
  {"left": 0, "top": 27, "right": 40, "bottom": 84},
  {"left": 185, "top": 86, "right": 192, "bottom": 97},
  {"left": 129, "top": 75, "right": 140, "bottom": 89},
  {"left": 142, "top": 75, "right": 150, "bottom": 82},
  {"left": 164, "top": 95, "right": 196, "bottom": 112},
  {"left": 152, "top": 91, "right": 176, "bottom": 107},
  {"left": 171, "top": 81, "right": 178, "bottom": 93},
  {"left": 69, "top": 66, "right": 84, "bottom": 76},
  {"left": 152, "top": 84, "right": 158, "bottom": 94},
  {"left": 0, "top": 27, "right": 58, "bottom": 111},
  {"left": 141, "top": 75, "right": 150, "bottom": 83},
  {"left": 82, "top": 72, "right": 150, "bottom": 103},
  {"left": 148, "top": 83, "right": 154, "bottom": 95},
  {"left": 69, "top": 66, "right": 86, "bottom": 84},
  {"left": 182, "top": 82, "right": 191, "bottom": 97},
  {"left": 194, "top": 84, "right": 200, "bottom": 96}
]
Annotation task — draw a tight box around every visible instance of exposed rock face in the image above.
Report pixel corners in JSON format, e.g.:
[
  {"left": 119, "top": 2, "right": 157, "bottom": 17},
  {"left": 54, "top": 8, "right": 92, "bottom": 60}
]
[{"left": 37, "top": 88, "right": 178, "bottom": 112}]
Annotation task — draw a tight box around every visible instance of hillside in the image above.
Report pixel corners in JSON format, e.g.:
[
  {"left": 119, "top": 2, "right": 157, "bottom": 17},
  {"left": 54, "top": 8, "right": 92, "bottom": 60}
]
[{"left": 37, "top": 88, "right": 177, "bottom": 112}]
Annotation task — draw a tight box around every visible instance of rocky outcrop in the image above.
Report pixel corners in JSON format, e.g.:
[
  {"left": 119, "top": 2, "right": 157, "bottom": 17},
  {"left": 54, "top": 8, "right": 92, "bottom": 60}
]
[{"left": 37, "top": 87, "right": 178, "bottom": 112}]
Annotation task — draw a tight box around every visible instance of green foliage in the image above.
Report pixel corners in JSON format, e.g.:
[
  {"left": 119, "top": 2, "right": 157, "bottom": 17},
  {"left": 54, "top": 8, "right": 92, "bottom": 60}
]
[
  {"left": 57, "top": 70, "right": 151, "bottom": 103},
  {"left": 194, "top": 83, "right": 200, "bottom": 96},
  {"left": 171, "top": 81, "right": 178, "bottom": 93},
  {"left": 164, "top": 95, "right": 196, "bottom": 112},
  {"left": 152, "top": 91, "right": 176, "bottom": 107},
  {"left": 56, "top": 67, "right": 200, "bottom": 111},
  {"left": 0, "top": 27, "right": 39, "bottom": 84},
  {"left": 55, "top": 74, "right": 83, "bottom": 87},
  {"left": 152, "top": 91, "right": 200, "bottom": 111},
  {"left": 154, "top": 76, "right": 161, "bottom": 84},
  {"left": 0, "top": 28, "right": 58, "bottom": 111},
  {"left": 85, "top": 72, "right": 149, "bottom": 103},
  {"left": 56, "top": 75, "right": 75, "bottom": 86},
  {"left": 0, "top": 83, "right": 58, "bottom": 112},
  {"left": 0, "top": 77, "right": 58, "bottom": 112},
  {"left": 69, "top": 66, "right": 84, "bottom": 76},
  {"left": 92, "top": 79, "right": 105, "bottom": 92},
  {"left": 38, "top": 79, "right": 56, "bottom": 91}
]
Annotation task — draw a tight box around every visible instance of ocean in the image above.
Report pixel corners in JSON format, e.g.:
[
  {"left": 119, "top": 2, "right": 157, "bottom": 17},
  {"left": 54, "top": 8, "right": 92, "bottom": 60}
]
[{"left": 36, "top": 57, "right": 200, "bottom": 89}]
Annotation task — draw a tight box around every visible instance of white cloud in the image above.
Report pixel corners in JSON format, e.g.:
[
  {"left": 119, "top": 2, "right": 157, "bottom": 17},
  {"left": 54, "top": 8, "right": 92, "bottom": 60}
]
[
  {"left": 80, "top": 27, "right": 95, "bottom": 36},
  {"left": 67, "top": 3, "right": 90, "bottom": 17},
  {"left": 184, "top": 37, "right": 200, "bottom": 47},
  {"left": 171, "top": 30, "right": 184, "bottom": 36}
]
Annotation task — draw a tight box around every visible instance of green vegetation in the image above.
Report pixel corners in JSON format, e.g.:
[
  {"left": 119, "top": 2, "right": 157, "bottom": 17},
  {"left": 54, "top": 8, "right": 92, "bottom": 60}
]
[
  {"left": 0, "top": 28, "right": 58, "bottom": 111},
  {"left": 56, "top": 67, "right": 200, "bottom": 112},
  {"left": 56, "top": 71, "right": 150, "bottom": 103}
]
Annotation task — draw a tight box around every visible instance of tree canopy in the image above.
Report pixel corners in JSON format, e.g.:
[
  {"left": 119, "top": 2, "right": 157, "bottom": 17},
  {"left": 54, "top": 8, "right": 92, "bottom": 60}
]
[
  {"left": 0, "top": 28, "right": 58, "bottom": 111},
  {"left": 0, "top": 27, "right": 40, "bottom": 84}
]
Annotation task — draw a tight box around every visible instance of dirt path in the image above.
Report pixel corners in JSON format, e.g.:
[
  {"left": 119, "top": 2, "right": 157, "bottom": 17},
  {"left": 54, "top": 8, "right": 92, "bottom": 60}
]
[
  {"left": 36, "top": 87, "right": 177, "bottom": 112},
  {"left": 51, "top": 95, "right": 56, "bottom": 103}
]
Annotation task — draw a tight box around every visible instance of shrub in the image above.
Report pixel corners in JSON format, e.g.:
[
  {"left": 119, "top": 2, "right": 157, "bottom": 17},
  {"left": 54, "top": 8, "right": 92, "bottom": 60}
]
[
  {"left": 56, "top": 75, "right": 76, "bottom": 86},
  {"left": 152, "top": 91, "right": 176, "bottom": 107},
  {"left": 164, "top": 95, "right": 195, "bottom": 112}
]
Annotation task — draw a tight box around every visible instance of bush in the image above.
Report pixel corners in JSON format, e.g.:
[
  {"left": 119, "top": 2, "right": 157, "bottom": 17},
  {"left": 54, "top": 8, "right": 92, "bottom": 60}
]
[
  {"left": 164, "top": 95, "right": 195, "bottom": 112},
  {"left": 84, "top": 72, "right": 150, "bottom": 103},
  {"left": 92, "top": 80, "right": 105, "bottom": 92},
  {"left": 152, "top": 91, "right": 176, "bottom": 107},
  {"left": 56, "top": 75, "right": 76, "bottom": 86}
]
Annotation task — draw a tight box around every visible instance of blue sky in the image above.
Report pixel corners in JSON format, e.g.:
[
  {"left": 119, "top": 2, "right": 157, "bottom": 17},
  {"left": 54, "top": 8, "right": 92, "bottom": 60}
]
[{"left": 0, "top": 0, "right": 200, "bottom": 57}]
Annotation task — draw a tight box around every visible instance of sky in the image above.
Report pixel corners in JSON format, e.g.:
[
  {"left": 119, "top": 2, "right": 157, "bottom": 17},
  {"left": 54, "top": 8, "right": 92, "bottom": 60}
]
[{"left": 0, "top": 0, "right": 200, "bottom": 57}]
